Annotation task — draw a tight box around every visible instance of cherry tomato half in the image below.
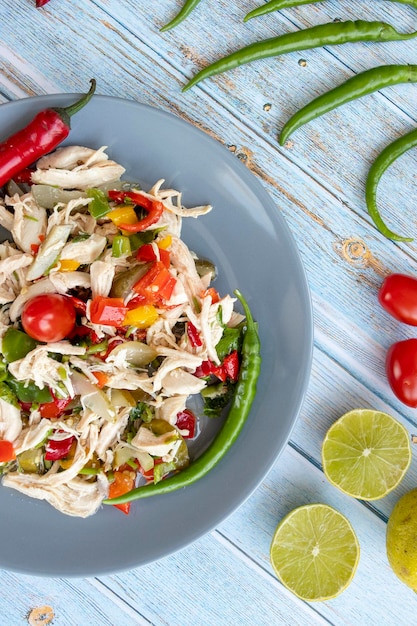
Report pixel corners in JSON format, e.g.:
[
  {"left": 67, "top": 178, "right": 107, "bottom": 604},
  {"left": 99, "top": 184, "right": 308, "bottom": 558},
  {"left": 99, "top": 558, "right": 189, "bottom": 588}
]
[
  {"left": 21, "top": 294, "right": 76, "bottom": 343},
  {"left": 386, "top": 338, "right": 417, "bottom": 407},
  {"left": 379, "top": 273, "right": 417, "bottom": 326}
]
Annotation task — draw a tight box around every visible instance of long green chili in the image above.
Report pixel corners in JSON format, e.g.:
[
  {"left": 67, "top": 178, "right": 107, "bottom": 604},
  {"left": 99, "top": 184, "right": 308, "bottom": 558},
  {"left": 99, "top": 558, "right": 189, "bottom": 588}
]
[
  {"left": 103, "top": 289, "right": 261, "bottom": 505},
  {"left": 244, "top": 0, "right": 417, "bottom": 22},
  {"left": 183, "top": 20, "right": 417, "bottom": 91},
  {"left": 366, "top": 128, "right": 417, "bottom": 242},
  {"left": 279, "top": 64, "right": 417, "bottom": 145},
  {"left": 161, "top": 0, "right": 202, "bottom": 32}
]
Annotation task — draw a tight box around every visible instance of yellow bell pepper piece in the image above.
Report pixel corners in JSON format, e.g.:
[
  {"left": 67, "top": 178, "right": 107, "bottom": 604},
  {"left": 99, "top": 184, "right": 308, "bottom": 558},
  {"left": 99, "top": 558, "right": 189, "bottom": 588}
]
[
  {"left": 107, "top": 206, "right": 138, "bottom": 227},
  {"left": 59, "top": 259, "right": 80, "bottom": 272},
  {"left": 157, "top": 234, "right": 172, "bottom": 250},
  {"left": 123, "top": 305, "right": 159, "bottom": 328}
]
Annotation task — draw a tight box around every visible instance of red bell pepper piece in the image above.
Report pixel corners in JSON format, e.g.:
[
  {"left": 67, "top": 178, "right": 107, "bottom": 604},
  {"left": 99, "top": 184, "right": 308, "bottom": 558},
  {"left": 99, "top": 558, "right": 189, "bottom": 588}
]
[
  {"left": 194, "top": 350, "right": 240, "bottom": 383},
  {"left": 176, "top": 409, "right": 196, "bottom": 439},
  {"left": 66, "top": 295, "right": 87, "bottom": 316},
  {"left": 222, "top": 350, "right": 240, "bottom": 383},
  {"left": 201, "top": 287, "right": 220, "bottom": 304},
  {"left": 187, "top": 321, "right": 203, "bottom": 348},
  {"left": 136, "top": 243, "right": 170, "bottom": 269},
  {"left": 107, "top": 190, "right": 164, "bottom": 232},
  {"left": 108, "top": 470, "right": 136, "bottom": 514},
  {"left": 45, "top": 434, "right": 75, "bottom": 461},
  {"left": 90, "top": 296, "right": 128, "bottom": 327},
  {"left": 133, "top": 261, "right": 176, "bottom": 305},
  {"left": 39, "top": 395, "right": 73, "bottom": 419},
  {"left": 138, "top": 458, "right": 164, "bottom": 482},
  {"left": 0, "top": 440, "right": 16, "bottom": 462}
]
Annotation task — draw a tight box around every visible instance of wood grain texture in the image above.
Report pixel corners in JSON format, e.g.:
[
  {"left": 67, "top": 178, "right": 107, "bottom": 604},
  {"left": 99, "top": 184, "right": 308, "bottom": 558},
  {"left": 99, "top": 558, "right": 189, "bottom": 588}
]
[{"left": 1, "top": 0, "right": 417, "bottom": 623}]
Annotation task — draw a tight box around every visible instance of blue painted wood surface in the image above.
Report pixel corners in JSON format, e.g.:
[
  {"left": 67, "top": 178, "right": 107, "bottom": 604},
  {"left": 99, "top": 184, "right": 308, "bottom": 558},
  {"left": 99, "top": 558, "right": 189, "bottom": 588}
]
[{"left": 2, "top": 0, "right": 417, "bottom": 623}]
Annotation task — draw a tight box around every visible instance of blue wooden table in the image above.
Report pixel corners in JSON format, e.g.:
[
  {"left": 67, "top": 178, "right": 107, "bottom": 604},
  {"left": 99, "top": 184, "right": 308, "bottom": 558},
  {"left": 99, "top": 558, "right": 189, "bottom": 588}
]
[{"left": 2, "top": 0, "right": 417, "bottom": 623}]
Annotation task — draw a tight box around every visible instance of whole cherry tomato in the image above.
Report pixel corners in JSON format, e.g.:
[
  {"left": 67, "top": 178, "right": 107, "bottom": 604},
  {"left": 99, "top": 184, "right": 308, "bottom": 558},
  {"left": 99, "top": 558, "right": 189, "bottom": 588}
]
[
  {"left": 21, "top": 293, "right": 76, "bottom": 343},
  {"left": 386, "top": 338, "right": 417, "bottom": 407},
  {"left": 379, "top": 273, "right": 417, "bottom": 326}
]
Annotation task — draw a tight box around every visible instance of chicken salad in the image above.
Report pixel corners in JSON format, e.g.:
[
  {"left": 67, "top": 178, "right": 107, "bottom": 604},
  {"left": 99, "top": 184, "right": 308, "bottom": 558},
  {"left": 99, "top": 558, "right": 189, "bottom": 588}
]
[{"left": 0, "top": 145, "right": 247, "bottom": 517}]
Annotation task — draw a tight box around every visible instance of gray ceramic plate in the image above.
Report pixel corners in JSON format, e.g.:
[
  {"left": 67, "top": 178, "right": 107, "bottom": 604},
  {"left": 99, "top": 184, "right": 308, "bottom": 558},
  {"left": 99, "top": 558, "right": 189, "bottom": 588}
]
[{"left": 0, "top": 95, "right": 313, "bottom": 577}]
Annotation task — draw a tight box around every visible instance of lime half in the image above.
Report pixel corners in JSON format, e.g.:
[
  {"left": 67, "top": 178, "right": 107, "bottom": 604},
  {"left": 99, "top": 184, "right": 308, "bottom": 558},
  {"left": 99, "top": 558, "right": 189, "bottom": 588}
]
[
  {"left": 270, "top": 503, "right": 359, "bottom": 601},
  {"left": 322, "top": 409, "right": 411, "bottom": 500}
]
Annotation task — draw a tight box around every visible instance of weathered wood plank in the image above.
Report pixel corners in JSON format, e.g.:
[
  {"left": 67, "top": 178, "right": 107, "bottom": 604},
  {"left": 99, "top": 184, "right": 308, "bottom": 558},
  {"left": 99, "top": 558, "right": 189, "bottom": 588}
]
[{"left": 1, "top": 1, "right": 417, "bottom": 624}]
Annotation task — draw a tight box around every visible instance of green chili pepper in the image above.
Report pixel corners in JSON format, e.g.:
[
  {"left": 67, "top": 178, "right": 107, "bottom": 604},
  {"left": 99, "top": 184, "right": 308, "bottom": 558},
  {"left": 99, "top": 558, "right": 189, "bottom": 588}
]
[
  {"left": 2, "top": 328, "right": 37, "bottom": 362},
  {"left": 86, "top": 188, "right": 111, "bottom": 219},
  {"left": 279, "top": 64, "right": 417, "bottom": 145},
  {"left": 103, "top": 289, "right": 261, "bottom": 505},
  {"left": 244, "top": 0, "right": 417, "bottom": 22},
  {"left": 112, "top": 235, "right": 131, "bottom": 258},
  {"left": 160, "top": 0, "right": 202, "bottom": 32},
  {"left": 183, "top": 20, "right": 417, "bottom": 91},
  {"left": 366, "top": 127, "right": 417, "bottom": 241}
]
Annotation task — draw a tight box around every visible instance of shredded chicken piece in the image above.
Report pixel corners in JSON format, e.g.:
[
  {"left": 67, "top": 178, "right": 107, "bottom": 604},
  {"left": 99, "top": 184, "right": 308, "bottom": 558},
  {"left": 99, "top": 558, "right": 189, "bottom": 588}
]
[
  {"left": 8, "top": 343, "right": 85, "bottom": 397},
  {"left": 0, "top": 248, "right": 33, "bottom": 305},
  {"left": 90, "top": 260, "right": 115, "bottom": 299},
  {"left": 47, "top": 197, "right": 96, "bottom": 234},
  {"left": 0, "top": 203, "right": 14, "bottom": 231},
  {"left": 0, "top": 398, "right": 22, "bottom": 441},
  {"left": 32, "top": 146, "right": 125, "bottom": 190},
  {"left": 169, "top": 235, "right": 206, "bottom": 303},
  {"left": 60, "top": 233, "right": 106, "bottom": 265},
  {"left": 156, "top": 395, "right": 188, "bottom": 425},
  {"left": 95, "top": 407, "right": 130, "bottom": 460}
]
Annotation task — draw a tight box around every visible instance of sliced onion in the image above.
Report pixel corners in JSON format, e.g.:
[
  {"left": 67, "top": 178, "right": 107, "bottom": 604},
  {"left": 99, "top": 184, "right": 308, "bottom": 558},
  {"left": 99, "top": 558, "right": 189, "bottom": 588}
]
[
  {"left": 71, "top": 371, "right": 116, "bottom": 422},
  {"left": 109, "top": 388, "right": 136, "bottom": 408},
  {"left": 106, "top": 341, "right": 157, "bottom": 368},
  {"left": 26, "top": 224, "right": 72, "bottom": 281},
  {"left": 32, "top": 185, "right": 87, "bottom": 209},
  {"left": 113, "top": 444, "right": 153, "bottom": 472}
]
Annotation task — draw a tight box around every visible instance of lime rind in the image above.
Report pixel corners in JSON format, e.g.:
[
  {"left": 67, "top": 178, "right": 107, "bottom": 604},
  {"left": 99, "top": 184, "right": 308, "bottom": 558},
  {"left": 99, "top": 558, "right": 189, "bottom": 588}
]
[
  {"left": 322, "top": 409, "right": 411, "bottom": 500},
  {"left": 270, "top": 503, "right": 360, "bottom": 602}
]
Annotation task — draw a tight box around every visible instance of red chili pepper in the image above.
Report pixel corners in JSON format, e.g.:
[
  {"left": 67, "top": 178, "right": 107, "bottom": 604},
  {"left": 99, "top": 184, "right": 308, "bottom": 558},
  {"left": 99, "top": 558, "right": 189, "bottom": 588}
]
[
  {"left": 176, "top": 409, "right": 196, "bottom": 439},
  {"left": 187, "top": 321, "right": 203, "bottom": 348},
  {"left": 45, "top": 434, "right": 75, "bottom": 461},
  {"left": 107, "top": 190, "right": 164, "bottom": 232},
  {"left": 90, "top": 296, "right": 127, "bottom": 327},
  {"left": 136, "top": 243, "right": 170, "bottom": 268},
  {"left": 12, "top": 167, "right": 35, "bottom": 185},
  {"left": 0, "top": 80, "right": 96, "bottom": 188},
  {"left": 36, "top": 0, "right": 51, "bottom": 6}
]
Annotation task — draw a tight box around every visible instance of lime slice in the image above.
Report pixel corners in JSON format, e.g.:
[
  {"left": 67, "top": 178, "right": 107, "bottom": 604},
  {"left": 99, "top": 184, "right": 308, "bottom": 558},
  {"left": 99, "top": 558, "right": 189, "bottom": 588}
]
[
  {"left": 322, "top": 409, "right": 411, "bottom": 500},
  {"left": 270, "top": 503, "right": 359, "bottom": 601}
]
